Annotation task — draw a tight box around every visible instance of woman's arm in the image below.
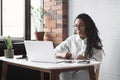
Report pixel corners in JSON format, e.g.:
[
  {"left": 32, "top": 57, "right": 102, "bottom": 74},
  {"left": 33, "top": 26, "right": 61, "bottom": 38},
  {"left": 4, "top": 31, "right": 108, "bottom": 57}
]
[
  {"left": 54, "top": 36, "right": 73, "bottom": 59},
  {"left": 55, "top": 52, "right": 72, "bottom": 59}
]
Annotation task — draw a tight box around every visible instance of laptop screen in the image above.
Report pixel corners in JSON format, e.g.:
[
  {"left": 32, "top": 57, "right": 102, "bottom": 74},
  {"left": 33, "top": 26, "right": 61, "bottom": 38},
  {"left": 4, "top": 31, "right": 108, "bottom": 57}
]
[{"left": 24, "top": 41, "right": 56, "bottom": 61}]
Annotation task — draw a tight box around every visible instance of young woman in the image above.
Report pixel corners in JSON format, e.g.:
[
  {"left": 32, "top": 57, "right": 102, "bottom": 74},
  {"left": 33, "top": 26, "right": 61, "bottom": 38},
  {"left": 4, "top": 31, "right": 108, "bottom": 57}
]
[{"left": 54, "top": 13, "right": 104, "bottom": 80}]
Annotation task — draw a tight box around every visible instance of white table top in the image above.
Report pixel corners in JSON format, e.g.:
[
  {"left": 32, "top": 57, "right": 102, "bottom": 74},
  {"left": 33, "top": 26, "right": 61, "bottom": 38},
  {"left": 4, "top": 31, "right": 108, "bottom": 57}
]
[{"left": 0, "top": 55, "right": 101, "bottom": 70}]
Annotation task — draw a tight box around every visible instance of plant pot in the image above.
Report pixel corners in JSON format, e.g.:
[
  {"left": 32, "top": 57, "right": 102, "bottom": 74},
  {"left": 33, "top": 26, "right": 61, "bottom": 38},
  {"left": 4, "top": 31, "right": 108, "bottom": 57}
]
[
  {"left": 35, "top": 31, "right": 45, "bottom": 41},
  {"left": 4, "top": 49, "right": 14, "bottom": 58}
]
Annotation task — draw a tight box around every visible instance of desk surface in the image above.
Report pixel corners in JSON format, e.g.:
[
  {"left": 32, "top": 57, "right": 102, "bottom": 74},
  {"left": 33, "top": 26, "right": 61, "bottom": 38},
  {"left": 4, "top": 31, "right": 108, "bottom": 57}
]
[{"left": 0, "top": 55, "right": 101, "bottom": 70}]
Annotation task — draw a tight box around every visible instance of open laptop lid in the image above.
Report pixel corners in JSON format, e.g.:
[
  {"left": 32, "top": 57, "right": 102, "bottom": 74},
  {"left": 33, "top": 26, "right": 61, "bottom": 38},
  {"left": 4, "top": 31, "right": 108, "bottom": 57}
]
[
  {"left": 24, "top": 41, "right": 57, "bottom": 62},
  {"left": 24, "top": 41, "right": 74, "bottom": 63}
]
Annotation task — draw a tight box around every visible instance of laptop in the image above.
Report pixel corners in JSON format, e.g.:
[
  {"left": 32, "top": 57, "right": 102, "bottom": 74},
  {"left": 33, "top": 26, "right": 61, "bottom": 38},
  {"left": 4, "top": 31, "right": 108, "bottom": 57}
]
[{"left": 24, "top": 41, "right": 66, "bottom": 63}]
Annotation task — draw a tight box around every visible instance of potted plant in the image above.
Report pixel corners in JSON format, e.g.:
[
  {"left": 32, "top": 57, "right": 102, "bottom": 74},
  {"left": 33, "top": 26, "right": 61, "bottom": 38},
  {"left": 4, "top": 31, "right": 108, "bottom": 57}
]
[
  {"left": 4, "top": 36, "right": 14, "bottom": 58},
  {"left": 31, "top": 6, "right": 46, "bottom": 41}
]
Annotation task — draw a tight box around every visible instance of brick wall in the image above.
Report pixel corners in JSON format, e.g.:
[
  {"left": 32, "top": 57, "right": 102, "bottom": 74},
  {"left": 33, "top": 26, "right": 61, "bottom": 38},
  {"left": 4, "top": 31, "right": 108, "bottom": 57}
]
[{"left": 43, "top": 0, "right": 68, "bottom": 47}]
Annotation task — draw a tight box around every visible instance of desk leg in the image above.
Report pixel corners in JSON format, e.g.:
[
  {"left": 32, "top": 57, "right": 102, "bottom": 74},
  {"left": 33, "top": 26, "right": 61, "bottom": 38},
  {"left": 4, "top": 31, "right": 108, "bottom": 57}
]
[
  {"left": 88, "top": 66, "right": 96, "bottom": 80},
  {"left": 49, "top": 71, "right": 59, "bottom": 80},
  {"left": 50, "top": 72, "right": 55, "bottom": 80},
  {"left": 40, "top": 72, "right": 44, "bottom": 80},
  {"left": 54, "top": 72, "right": 59, "bottom": 80},
  {"left": 1, "top": 62, "right": 8, "bottom": 80},
  {"left": 49, "top": 71, "right": 55, "bottom": 80}
]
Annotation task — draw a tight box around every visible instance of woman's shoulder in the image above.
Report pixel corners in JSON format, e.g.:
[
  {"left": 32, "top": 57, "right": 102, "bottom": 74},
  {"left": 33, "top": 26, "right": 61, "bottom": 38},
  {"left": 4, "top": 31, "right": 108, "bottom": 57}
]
[{"left": 66, "top": 34, "right": 79, "bottom": 40}]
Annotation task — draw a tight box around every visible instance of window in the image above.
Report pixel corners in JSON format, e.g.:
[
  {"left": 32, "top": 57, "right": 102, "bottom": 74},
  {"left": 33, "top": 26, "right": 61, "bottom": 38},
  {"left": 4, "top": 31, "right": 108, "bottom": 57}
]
[
  {"left": 2, "top": 0, "right": 25, "bottom": 37},
  {"left": 0, "top": 0, "right": 43, "bottom": 39},
  {"left": 31, "top": 0, "right": 43, "bottom": 40}
]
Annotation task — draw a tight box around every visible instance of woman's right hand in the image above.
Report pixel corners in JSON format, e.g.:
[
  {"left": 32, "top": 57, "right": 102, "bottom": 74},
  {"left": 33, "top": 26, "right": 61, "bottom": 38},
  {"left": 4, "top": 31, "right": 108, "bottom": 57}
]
[{"left": 55, "top": 52, "right": 72, "bottom": 59}]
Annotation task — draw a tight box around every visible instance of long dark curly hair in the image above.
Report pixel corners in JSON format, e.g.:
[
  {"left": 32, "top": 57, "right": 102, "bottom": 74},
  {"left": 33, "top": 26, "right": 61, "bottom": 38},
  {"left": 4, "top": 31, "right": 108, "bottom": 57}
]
[{"left": 75, "top": 13, "right": 103, "bottom": 58}]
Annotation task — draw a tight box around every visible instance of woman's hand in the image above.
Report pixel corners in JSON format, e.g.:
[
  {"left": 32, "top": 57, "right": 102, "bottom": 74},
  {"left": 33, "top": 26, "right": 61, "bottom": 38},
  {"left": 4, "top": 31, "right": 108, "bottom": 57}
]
[
  {"left": 55, "top": 52, "right": 72, "bottom": 59},
  {"left": 75, "top": 55, "right": 88, "bottom": 60},
  {"left": 64, "top": 52, "right": 72, "bottom": 59}
]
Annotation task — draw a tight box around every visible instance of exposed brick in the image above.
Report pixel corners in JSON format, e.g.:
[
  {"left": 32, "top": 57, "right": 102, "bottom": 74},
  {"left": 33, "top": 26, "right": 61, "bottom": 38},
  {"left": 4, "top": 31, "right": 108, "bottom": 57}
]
[
  {"left": 49, "top": 11, "right": 57, "bottom": 15},
  {"left": 52, "top": 29, "right": 62, "bottom": 33},
  {"left": 44, "top": 16, "right": 52, "bottom": 20},
  {"left": 63, "top": 19, "right": 67, "bottom": 24},
  {"left": 57, "top": 10, "right": 62, "bottom": 14},
  {"left": 45, "top": 1, "right": 56, "bottom": 7},
  {"left": 53, "top": 0, "right": 62, "bottom": 1},
  {"left": 63, "top": 7, "right": 67, "bottom": 15},
  {"left": 63, "top": 15, "right": 67, "bottom": 19},
  {"left": 51, "top": 38, "right": 63, "bottom": 44},
  {"left": 44, "top": 32, "right": 52, "bottom": 41},
  {"left": 62, "top": 28, "right": 68, "bottom": 40},
  {"left": 47, "top": 33, "right": 57, "bottom": 38},
  {"left": 57, "top": 19, "right": 62, "bottom": 24},
  {"left": 56, "top": 33, "right": 62, "bottom": 38},
  {"left": 57, "top": 24, "right": 62, "bottom": 28},
  {"left": 44, "top": 28, "right": 51, "bottom": 32},
  {"left": 52, "top": 5, "right": 62, "bottom": 10},
  {"left": 44, "top": 37, "right": 51, "bottom": 41},
  {"left": 53, "top": 14, "right": 62, "bottom": 19},
  {"left": 44, "top": 0, "right": 68, "bottom": 45},
  {"left": 44, "top": 6, "right": 51, "bottom": 11},
  {"left": 62, "top": 24, "right": 68, "bottom": 28},
  {"left": 47, "top": 20, "right": 57, "bottom": 28},
  {"left": 63, "top": 32, "right": 68, "bottom": 40},
  {"left": 54, "top": 43, "right": 58, "bottom": 48},
  {"left": 63, "top": 27, "right": 68, "bottom": 32},
  {"left": 56, "top": 1, "right": 62, "bottom": 5},
  {"left": 44, "top": 0, "right": 51, "bottom": 2}
]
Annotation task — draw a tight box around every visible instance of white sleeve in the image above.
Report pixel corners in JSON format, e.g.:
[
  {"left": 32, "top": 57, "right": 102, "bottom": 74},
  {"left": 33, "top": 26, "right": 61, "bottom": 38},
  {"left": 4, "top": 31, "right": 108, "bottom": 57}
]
[
  {"left": 54, "top": 37, "right": 71, "bottom": 53},
  {"left": 90, "top": 48, "right": 104, "bottom": 61}
]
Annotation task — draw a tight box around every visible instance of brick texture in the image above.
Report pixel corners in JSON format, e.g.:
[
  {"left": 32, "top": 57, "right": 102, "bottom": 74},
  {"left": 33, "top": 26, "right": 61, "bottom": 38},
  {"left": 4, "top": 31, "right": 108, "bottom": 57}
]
[
  {"left": 46, "top": 20, "right": 57, "bottom": 28},
  {"left": 44, "top": 0, "right": 68, "bottom": 46}
]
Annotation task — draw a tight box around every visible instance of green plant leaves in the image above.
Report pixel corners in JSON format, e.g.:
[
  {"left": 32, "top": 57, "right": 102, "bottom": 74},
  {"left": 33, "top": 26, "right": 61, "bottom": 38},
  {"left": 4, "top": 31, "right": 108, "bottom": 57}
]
[
  {"left": 31, "top": 5, "right": 46, "bottom": 31},
  {"left": 4, "top": 36, "right": 13, "bottom": 50}
]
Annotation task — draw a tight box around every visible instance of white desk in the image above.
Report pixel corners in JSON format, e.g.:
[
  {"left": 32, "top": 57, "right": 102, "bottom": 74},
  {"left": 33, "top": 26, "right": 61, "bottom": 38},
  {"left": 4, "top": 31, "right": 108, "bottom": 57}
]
[{"left": 0, "top": 56, "right": 101, "bottom": 80}]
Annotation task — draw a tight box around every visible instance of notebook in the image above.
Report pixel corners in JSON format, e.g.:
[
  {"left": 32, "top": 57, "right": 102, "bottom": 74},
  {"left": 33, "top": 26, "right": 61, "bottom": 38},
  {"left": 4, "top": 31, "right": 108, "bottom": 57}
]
[{"left": 24, "top": 41, "right": 66, "bottom": 63}]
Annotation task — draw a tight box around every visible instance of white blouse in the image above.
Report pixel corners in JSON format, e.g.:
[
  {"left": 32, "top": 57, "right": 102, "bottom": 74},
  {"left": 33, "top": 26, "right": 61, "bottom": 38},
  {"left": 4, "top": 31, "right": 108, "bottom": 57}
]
[{"left": 54, "top": 34, "right": 103, "bottom": 61}]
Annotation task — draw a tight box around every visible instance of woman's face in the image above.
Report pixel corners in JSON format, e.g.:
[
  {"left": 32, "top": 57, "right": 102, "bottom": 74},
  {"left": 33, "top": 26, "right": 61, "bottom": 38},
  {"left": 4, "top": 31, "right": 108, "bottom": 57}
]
[{"left": 74, "top": 18, "right": 86, "bottom": 39}]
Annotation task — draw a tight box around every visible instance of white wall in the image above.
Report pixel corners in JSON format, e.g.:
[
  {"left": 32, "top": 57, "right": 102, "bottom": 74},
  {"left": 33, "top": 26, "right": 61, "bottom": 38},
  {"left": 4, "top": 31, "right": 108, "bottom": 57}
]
[{"left": 69, "top": 0, "right": 120, "bottom": 80}]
